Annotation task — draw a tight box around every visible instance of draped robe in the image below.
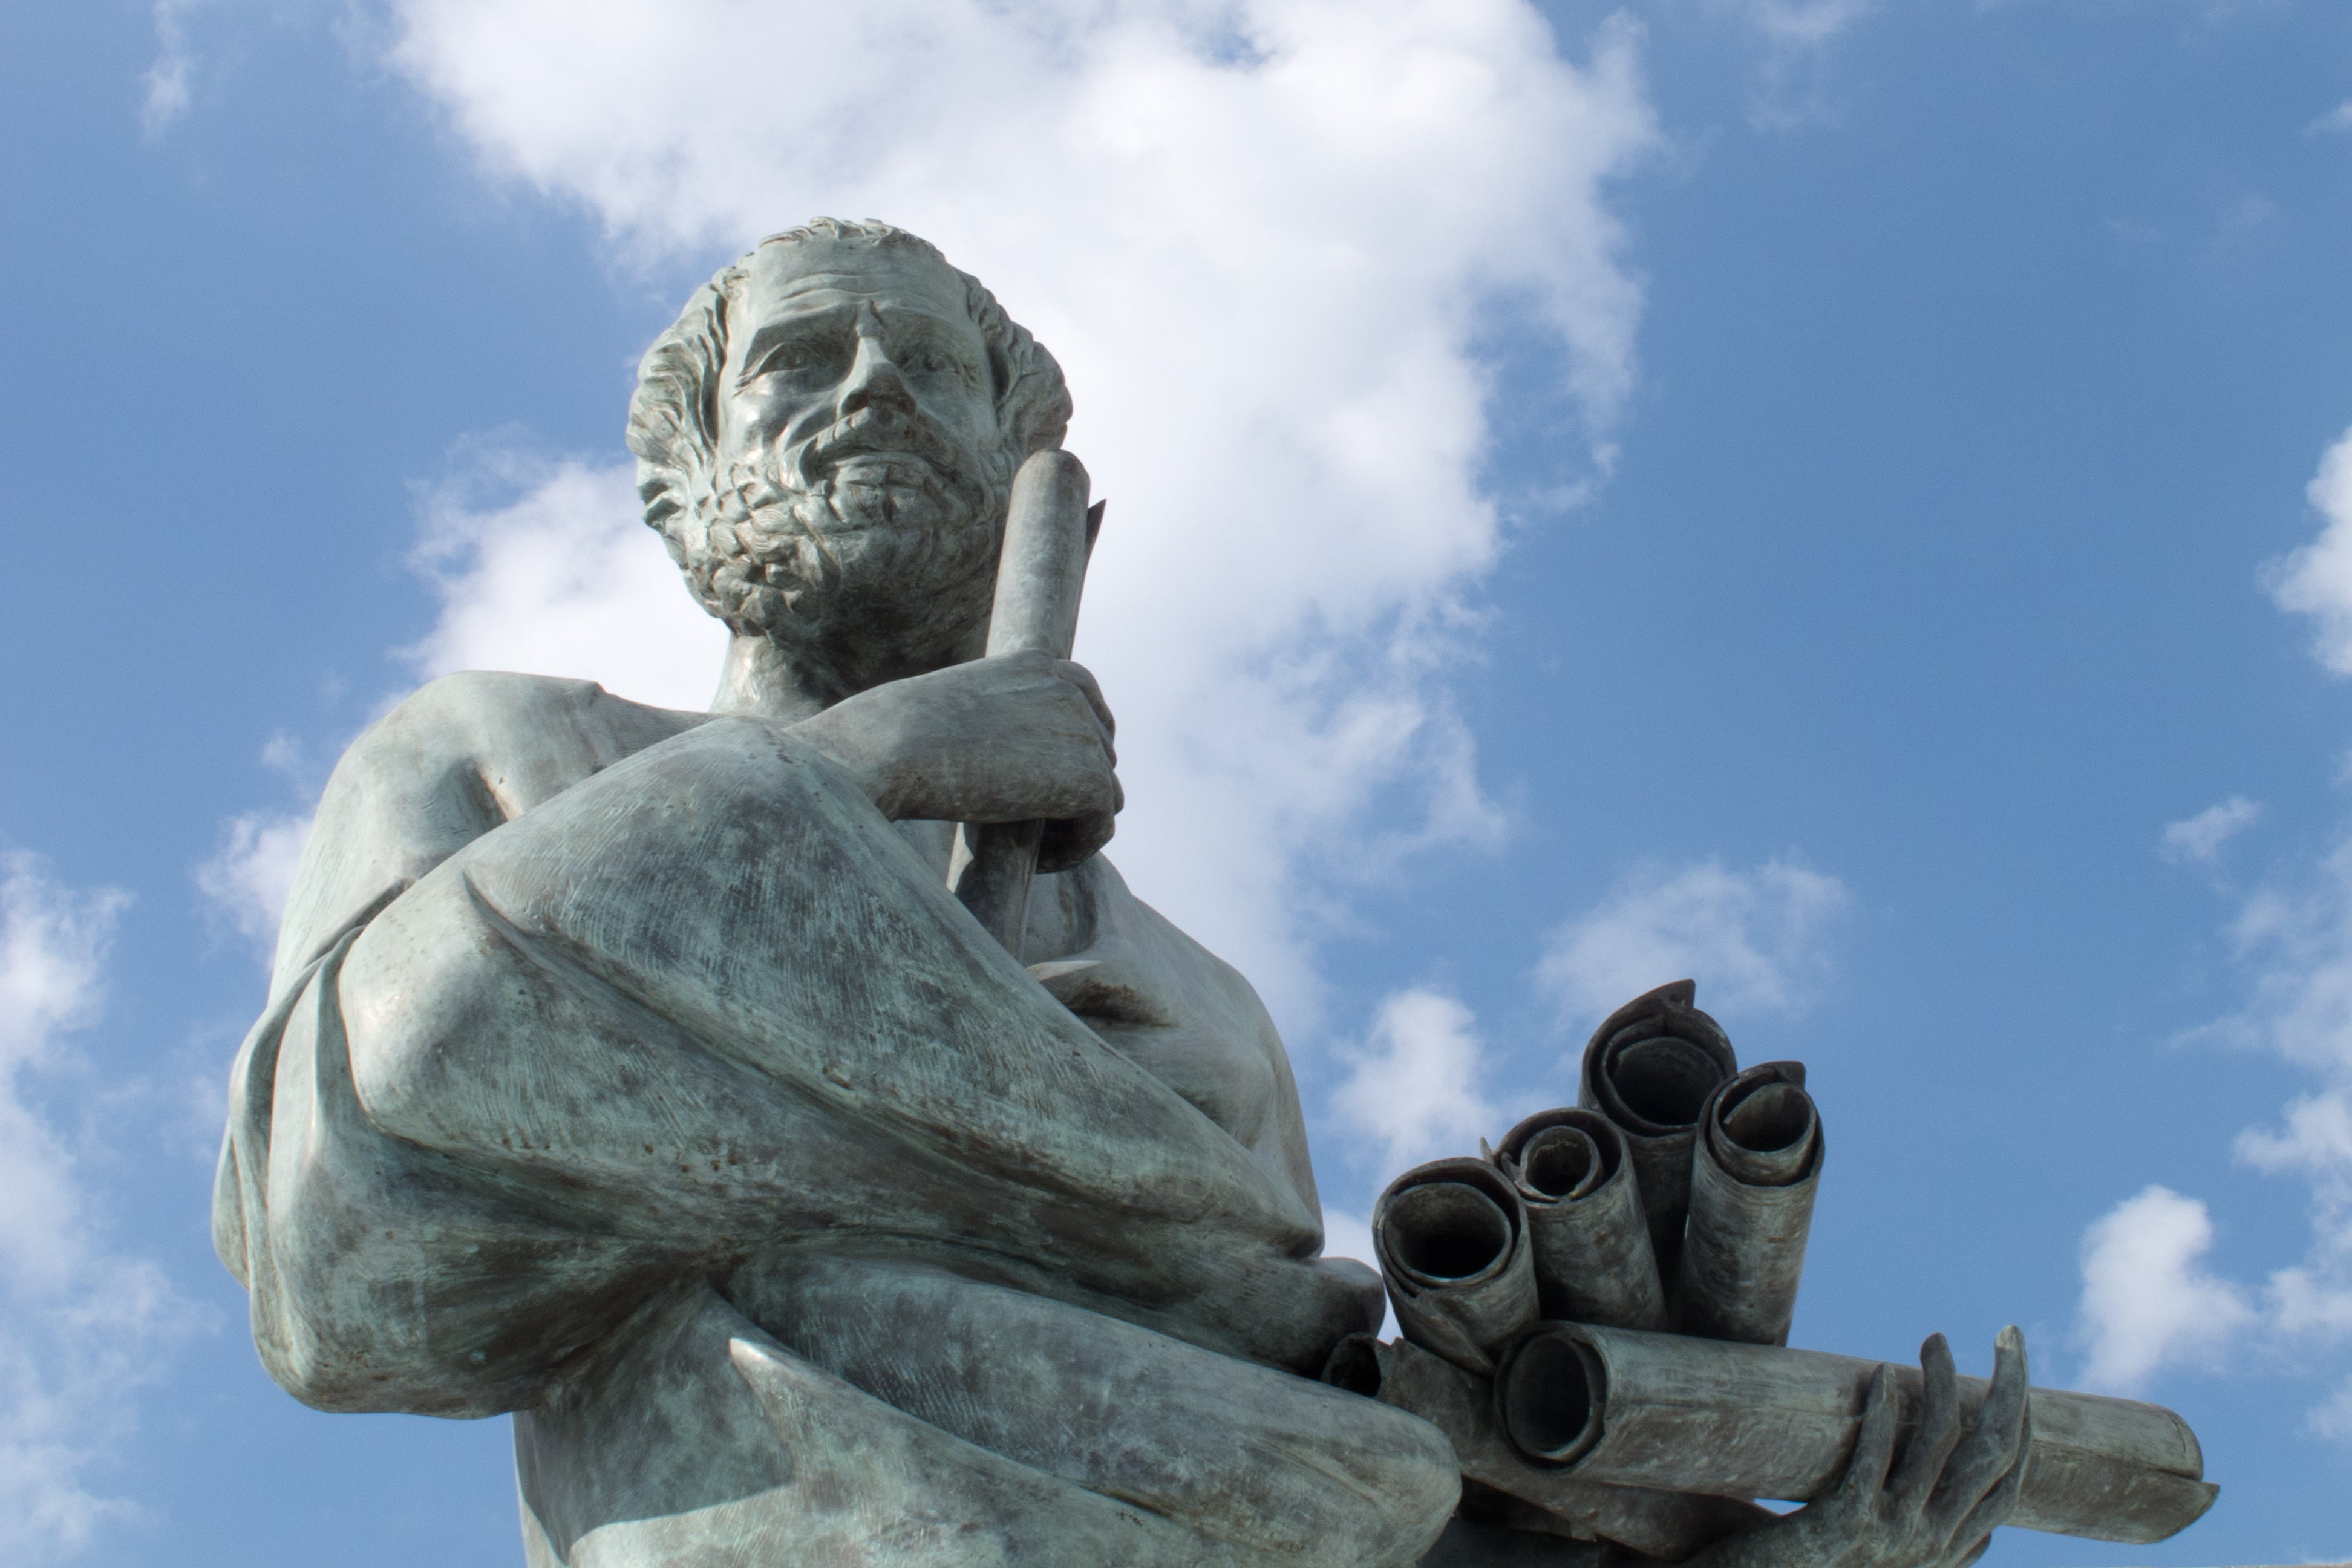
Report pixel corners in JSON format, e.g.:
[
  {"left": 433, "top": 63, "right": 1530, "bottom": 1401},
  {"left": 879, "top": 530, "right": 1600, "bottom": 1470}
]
[{"left": 212, "top": 671, "right": 1460, "bottom": 1567}]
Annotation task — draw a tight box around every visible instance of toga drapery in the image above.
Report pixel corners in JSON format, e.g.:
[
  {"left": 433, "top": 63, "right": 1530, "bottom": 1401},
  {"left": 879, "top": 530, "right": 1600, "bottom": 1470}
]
[{"left": 213, "top": 670, "right": 1459, "bottom": 1566}]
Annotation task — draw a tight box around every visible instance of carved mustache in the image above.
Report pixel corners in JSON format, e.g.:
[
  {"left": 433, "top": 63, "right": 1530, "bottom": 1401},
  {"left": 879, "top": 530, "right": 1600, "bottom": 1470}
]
[{"left": 782, "top": 404, "right": 991, "bottom": 505}]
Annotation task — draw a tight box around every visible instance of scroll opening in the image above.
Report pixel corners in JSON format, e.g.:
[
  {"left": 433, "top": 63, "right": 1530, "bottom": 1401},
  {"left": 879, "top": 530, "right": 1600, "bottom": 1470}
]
[
  {"left": 1720, "top": 1080, "right": 1812, "bottom": 1155},
  {"left": 1385, "top": 1183, "right": 1512, "bottom": 1283},
  {"left": 1521, "top": 1125, "right": 1605, "bottom": 1201},
  {"left": 1499, "top": 1330, "right": 1604, "bottom": 1466},
  {"left": 1606, "top": 1034, "right": 1723, "bottom": 1128}
]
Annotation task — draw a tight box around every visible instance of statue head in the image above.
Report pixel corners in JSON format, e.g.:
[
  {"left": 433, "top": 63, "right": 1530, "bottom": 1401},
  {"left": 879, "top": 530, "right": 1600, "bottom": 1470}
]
[{"left": 628, "top": 220, "right": 1072, "bottom": 697}]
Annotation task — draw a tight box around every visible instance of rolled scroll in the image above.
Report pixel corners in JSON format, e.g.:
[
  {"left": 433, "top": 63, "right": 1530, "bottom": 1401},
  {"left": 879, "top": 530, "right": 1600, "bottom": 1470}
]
[
  {"left": 1372, "top": 1158, "right": 1540, "bottom": 1374},
  {"left": 1322, "top": 1334, "right": 1771, "bottom": 1561},
  {"left": 1494, "top": 1322, "right": 2218, "bottom": 1545},
  {"left": 1676, "top": 1061, "right": 1822, "bottom": 1345},
  {"left": 953, "top": 451, "right": 1105, "bottom": 956},
  {"left": 1577, "top": 980, "right": 1737, "bottom": 1278},
  {"left": 1492, "top": 1108, "right": 1668, "bottom": 1331}
]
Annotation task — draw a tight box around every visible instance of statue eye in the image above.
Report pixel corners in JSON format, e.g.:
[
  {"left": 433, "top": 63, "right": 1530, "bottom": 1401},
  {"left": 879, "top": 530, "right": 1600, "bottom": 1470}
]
[{"left": 743, "top": 339, "right": 834, "bottom": 384}]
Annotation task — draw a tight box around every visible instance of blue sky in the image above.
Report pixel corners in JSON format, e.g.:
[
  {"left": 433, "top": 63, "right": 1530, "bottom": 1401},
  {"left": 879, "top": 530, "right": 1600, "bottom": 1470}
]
[{"left": 4, "top": 1, "right": 2351, "bottom": 1563}]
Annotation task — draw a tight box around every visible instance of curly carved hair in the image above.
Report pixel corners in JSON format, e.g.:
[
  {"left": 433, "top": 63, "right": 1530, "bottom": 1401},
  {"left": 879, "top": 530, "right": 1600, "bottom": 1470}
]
[{"left": 626, "top": 219, "right": 1073, "bottom": 627}]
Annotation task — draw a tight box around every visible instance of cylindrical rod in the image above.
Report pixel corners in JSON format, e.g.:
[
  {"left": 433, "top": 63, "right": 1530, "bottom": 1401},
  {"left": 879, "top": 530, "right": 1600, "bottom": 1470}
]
[
  {"left": 1492, "top": 1107, "right": 1668, "bottom": 1331},
  {"left": 1493, "top": 1322, "right": 2216, "bottom": 1546},
  {"left": 1676, "top": 1061, "right": 1822, "bottom": 1345},
  {"left": 954, "top": 451, "right": 1094, "bottom": 955}
]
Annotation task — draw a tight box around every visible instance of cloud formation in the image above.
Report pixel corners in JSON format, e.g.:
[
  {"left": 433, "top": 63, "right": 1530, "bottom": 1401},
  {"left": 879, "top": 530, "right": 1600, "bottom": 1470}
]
[
  {"left": 1719, "top": 0, "right": 1875, "bottom": 49},
  {"left": 196, "top": 811, "right": 312, "bottom": 965},
  {"left": 138, "top": 2, "right": 197, "bottom": 138},
  {"left": 1330, "top": 988, "right": 1500, "bottom": 1174},
  {"left": 2265, "top": 423, "right": 2352, "bottom": 676},
  {"left": 403, "top": 452, "right": 727, "bottom": 712},
  {"left": 373, "top": 0, "right": 1658, "bottom": 1022},
  {"left": 1533, "top": 857, "right": 1851, "bottom": 1026},
  {"left": 2080, "top": 430, "right": 2352, "bottom": 1425},
  {"left": 2080, "top": 811, "right": 2352, "bottom": 1422},
  {"left": 2074, "top": 1184, "right": 2253, "bottom": 1394},
  {"left": 0, "top": 856, "right": 183, "bottom": 1558},
  {"left": 2161, "top": 795, "right": 2262, "bottom": 866}
]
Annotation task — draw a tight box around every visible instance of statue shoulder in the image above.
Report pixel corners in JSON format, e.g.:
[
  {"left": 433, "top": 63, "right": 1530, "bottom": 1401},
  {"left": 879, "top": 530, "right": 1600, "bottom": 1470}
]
[
  {"left": 269, "top": 672, "right": 705, "bottom": 990},
  {"left": 352, "top": 671, "right": 703, "bottom": 788}
]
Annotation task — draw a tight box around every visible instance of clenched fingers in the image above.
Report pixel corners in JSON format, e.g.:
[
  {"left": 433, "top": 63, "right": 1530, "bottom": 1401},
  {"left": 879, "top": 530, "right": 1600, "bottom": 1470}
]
[
  {"left": 1840, "top": 1367, "right": 1902, "bottom": 1505},
  {"left": 1053, "top": 659, "right": 1116, "bottom": 749}
]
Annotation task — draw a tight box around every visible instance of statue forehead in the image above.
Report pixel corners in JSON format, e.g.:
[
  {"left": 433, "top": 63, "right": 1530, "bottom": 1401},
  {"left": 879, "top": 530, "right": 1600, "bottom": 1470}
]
[{"left": 737, "top": 238, "right": 975, "bottom": 325}]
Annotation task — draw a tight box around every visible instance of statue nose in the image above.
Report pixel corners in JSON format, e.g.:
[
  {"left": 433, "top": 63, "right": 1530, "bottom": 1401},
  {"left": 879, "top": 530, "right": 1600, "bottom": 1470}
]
[
  {"left": 837, "top": 360, "right": 913, "bottom": 420},
  {"left": 837, "top": 316, "right": 916, "bottom": 422}
]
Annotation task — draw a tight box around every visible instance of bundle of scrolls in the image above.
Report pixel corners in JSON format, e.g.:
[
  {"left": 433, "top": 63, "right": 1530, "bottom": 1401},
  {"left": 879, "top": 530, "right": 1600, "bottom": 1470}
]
[{"left": 1335, "top": 978, "right": 2215, "bottom": 1552}]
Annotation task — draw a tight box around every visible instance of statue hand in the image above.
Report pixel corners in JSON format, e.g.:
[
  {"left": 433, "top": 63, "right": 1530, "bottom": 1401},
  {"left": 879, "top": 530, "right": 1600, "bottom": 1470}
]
[
  {"left": 790, "top": 650, "right": 1121, "bottom": 860},
  {"left": 1678, "top": 1327, "right": 2030, "bottom": 1568}
]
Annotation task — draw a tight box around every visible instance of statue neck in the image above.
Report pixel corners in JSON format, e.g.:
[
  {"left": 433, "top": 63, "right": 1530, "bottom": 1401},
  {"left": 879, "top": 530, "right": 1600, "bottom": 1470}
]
[
  {"left": 710, "top": 618, "right": 996, "bottom": 720},
  {"left": 710, "top": 635, "right": 829, "bottom": 722}
]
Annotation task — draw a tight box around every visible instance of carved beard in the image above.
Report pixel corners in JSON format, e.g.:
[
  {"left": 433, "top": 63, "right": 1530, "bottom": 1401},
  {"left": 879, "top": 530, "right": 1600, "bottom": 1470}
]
[{"left": 688, "top": 407, "right": 1008, "bottom": 692}]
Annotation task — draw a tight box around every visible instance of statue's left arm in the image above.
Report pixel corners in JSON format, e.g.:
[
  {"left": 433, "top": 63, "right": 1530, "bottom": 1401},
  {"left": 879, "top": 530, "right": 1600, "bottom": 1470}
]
[{"left": 1674, "top": 1329, "right": 2030, "bottom": 1568}]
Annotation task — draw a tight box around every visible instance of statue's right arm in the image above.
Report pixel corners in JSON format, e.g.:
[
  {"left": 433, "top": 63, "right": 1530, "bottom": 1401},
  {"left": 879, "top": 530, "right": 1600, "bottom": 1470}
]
[
  {"left": 785, "top": 649, "right": 1119, "bottom": 864},
  {"left": 215, "top": 671, "right": 706, "bottom": 1413},
  {"left": 264, "top": 670, "right": 705, "bottom": 1002},
  {"left": 218, "top": 673, "right": 1362, "bottom": 1417}
]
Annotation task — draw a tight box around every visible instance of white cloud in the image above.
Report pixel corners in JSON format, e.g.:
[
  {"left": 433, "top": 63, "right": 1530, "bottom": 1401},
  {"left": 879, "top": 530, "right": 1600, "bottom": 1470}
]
[
  {"left": 1718, "top": 0, "right": 1874, "bottom": 48},
  {"left": 2223, "top": 840, "right": 2352, "bottom": 1082},
  {"left": 0, "top": 860, "right": 124, "bottom": 1287},
  {"left": 2237, "top": 1088, "right": 2352, "bottom": 1343},
  {"left": 1330, "top": 988, "right": 1500, "bottom": 1173},
  {"left": 0, "top": 855, "right": 186, "bottom": 1558},
  {"left": 2074, "top": 1185, "right": 2255, "bottom": 1394},
  {"left": 2313, "top": 102, "right": 2352, "bottom": 137},
  {"left": 139, "top": 2, "right": 198, "bottom": 138},
  {"left": 371, "top": 0, "right": 1658, "bottom": 1024},
  {"left": 1704, "top": 0, "right": 1873, "bottom": 130},
  {"left": 403, "top": 450, "right": 727, "bottom": 712},
  {"left": 2265, "top": 425, "right": 2352, "bottom": 676},
  {"left": 1321, "top": 1206, "right": 1377, "bottom": 1272},
  {"left": 1533, "top": 857, "right": 1851, "bottom": 1025},
  {"left": 2098, "top": 825, "right": 2352, "bottom": 1416},
  {"left": 2042, "top": 427, "right": 2352, "bottom": 1410},
  {"left": 2162, "top": 795, "right": 2262, "bottom": 865},
  {"left": 2310, "top": 1377, "right": 2352, "bottom": 1442},
  {"left": 196, "top": 812, "right": 312, "bottom": 965},
  {"left": 2203, "top": 840, "right": 2352, "bottom": 1370},
  {"left": 197, "top": 734, "right": 333, "bottom": 969}
]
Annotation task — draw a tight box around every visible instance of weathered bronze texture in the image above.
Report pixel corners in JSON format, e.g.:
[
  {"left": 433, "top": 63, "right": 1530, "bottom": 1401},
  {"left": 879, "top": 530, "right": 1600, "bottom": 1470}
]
[
  {"left": 1491, "top": 1106, "right": 1670, "bottom": 1332},
  {"left": 1575, "top": 980, "right": 1739, "bottom": 1278},
  {"left": 1324, "top": 1334, "right": 1773, "bottom": 1561},
  {"left": 1675, "top": 1061, "right": 1822, "bottom": 1345},
  {"left": 1494, "top": 1322, "right": 2216, "bottom": 1545},
  {"left": 1374, "top": 1158, "right": 1542, "bottom": 1375}
]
